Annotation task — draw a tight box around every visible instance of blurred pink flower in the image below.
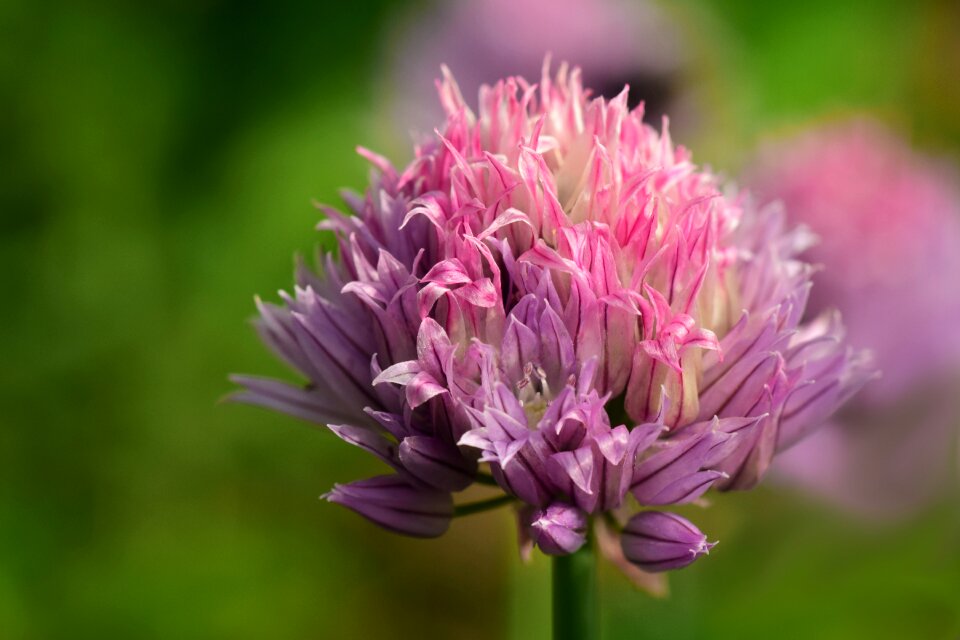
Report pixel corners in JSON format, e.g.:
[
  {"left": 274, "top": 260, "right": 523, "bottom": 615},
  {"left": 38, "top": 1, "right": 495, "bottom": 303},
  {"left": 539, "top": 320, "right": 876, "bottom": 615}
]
[
  {"left": 387, "top": 0, "right": 689, "bottom": 138},
  {"left": 748, "top": 119, "right": 960, "bottom": 517}
]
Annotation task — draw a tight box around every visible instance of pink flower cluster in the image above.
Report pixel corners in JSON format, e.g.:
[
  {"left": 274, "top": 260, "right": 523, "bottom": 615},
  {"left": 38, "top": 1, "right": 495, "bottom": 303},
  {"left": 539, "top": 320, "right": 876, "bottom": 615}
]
[
  {"left": 749, "top": 120, "right": 960, "bottom": 517},
  {"left": 750, "top": 120, "right": 960, "bottom": 401},
  {"left": 233, "top": 65, "right": 872, "bottom": 575}
]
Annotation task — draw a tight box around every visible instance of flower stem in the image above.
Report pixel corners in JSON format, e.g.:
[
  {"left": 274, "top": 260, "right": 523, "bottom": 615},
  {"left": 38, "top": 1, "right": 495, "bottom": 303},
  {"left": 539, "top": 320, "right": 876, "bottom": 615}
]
[
  {"left": 453, "top": 494, "right": 514, "bottom": 517},
  {"left": 552, "top": 534, "right": 598, "bottom": 640}
]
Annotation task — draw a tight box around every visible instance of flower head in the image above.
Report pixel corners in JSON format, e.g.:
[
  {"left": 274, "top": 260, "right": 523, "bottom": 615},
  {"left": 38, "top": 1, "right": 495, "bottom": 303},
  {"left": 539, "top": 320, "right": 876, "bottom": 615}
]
[{"left": 232, "top": 64, "right": 872, "bottom": 576}]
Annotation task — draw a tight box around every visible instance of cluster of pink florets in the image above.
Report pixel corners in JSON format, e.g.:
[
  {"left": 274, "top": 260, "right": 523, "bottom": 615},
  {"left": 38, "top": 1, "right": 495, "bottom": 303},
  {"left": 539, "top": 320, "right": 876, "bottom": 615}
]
[{"left": 233, "top": 64, "right": 871, "bottom": 576}]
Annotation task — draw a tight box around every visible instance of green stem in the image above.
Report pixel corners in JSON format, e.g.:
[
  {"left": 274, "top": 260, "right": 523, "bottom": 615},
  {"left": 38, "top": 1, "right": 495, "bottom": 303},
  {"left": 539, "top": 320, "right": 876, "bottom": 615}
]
[
  {"left": 453, "top": 494, "right": 514, "bottom": 517},
  {"left": 552, "top": 534, "right": 598, "bottom": 640}
]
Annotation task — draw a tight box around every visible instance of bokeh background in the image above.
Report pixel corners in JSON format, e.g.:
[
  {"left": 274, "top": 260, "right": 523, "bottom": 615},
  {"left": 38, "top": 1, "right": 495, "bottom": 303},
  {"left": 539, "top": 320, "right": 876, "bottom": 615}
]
[{"left": 2, "top": 0, "right": 958, "bottom": 638}]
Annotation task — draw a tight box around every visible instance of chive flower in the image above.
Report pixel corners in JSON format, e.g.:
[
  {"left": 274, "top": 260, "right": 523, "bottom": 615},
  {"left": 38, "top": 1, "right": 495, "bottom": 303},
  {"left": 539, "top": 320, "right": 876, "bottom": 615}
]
[{"left": 232, "top": 64, "right": 872, "bottom": 577}]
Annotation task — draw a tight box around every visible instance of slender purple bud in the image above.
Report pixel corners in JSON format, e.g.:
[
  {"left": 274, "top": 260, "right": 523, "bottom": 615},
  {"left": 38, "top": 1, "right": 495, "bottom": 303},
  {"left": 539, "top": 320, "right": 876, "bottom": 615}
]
[
  {"left": 621, "top": 511, "right": 715, "bottom": 572},
  {"left": 398, "top": 436, "right": 478, "bottom": 491},
  {"left": 324, "top": 475, "right": 453, "bottom": 538},
  {"left": 631, "top": 420, "right": 732, "bottom": 505},
  {"left": 530, "top": 503, "right": 588, "bottom": 555}
]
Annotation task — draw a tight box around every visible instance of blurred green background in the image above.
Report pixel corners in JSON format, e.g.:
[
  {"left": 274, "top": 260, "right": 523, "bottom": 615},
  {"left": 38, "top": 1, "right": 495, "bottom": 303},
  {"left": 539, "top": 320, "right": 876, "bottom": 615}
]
[{"left": 2, "top": 0, "right": 958, "bottom": 638}]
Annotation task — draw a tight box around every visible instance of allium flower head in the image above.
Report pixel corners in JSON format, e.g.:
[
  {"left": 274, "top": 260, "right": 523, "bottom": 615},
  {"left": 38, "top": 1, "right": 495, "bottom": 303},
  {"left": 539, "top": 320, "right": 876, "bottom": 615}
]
[{"left": 232, "top": 64, "right": 872, "bottom": 576}]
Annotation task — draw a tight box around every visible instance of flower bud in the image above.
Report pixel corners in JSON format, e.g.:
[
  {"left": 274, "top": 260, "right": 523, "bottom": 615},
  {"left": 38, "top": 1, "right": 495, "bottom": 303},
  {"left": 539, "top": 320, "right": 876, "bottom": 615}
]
[
  {"left": 621, "top": 511, "right": 714, "bottom": 572},
  {"left": 399, "top": 435, "right": 477, "bottom": 491},
  {"left": 324, "top": 475, "right": 453, "bottom": 538},
  {"left": 530, "top": 503, "right": 588, "bottom": 555},
  {"left": 631, "top": 422, "right": 729, "bottom": 505}
]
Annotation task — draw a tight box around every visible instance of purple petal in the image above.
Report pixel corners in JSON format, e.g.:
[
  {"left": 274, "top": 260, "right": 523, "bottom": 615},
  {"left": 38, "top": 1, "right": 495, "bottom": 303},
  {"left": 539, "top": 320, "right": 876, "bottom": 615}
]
[
  {"left": 399, "top": 436, "right": 478, "bottom": 491},
  {"left": 405, "top": 371, "right": 448, "bottom": 409},
  {"left": 327, "top": 423, "right": 400, "bottom": 469},
  {"left": 227, "top": 375, "right": 361, "bottom": 427},
  {"left": 632, "top": 421, "right": 730, "bottom": 505},
  {"left": 324, "top": 475, "right": 453, "bottom": 538},
  {"left": 546, "top": 447, "right": 599, "bottom": 513}
]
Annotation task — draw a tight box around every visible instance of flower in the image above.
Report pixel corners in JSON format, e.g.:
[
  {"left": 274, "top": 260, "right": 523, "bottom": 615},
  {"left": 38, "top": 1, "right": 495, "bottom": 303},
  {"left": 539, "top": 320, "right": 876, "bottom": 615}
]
[
  {"left": 324, "top": 475, "right": 454, "bottom": 538},
  {"left": 747, "top": 119, "right": 960, "bottom": 517},
  {"left": 620, "top": 511, "right": 714, "bottom": 573},
  {"left": 386, "top": 0, "right": 689, "bottom": 139},
  {"left": 530, "top": 503, "right": 589, "bottom": 555},
  {"left": 232, "top": 64, "right": 872, "bottom": 577}
]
